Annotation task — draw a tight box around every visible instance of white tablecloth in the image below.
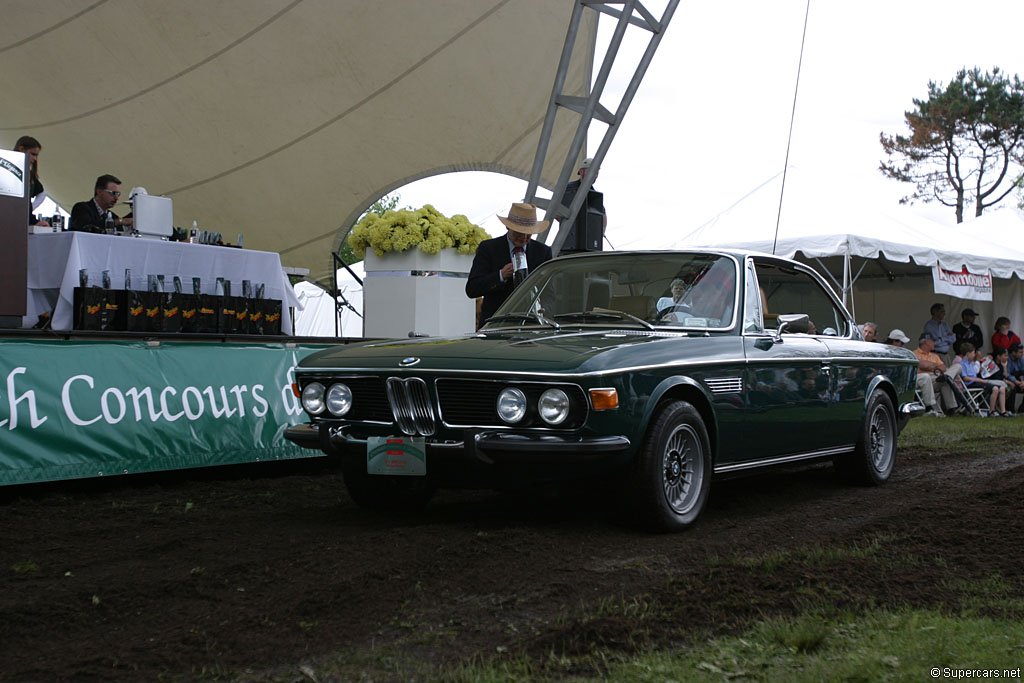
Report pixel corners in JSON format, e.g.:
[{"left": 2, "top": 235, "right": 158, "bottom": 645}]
[{"left": 24, "top": 232, "right": 301, "bottom": 334}]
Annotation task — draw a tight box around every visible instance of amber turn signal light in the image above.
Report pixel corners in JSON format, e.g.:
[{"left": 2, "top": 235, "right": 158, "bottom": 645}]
[
  {"left": 589, "top": 388, "right": 619, "bottom": 410},
  {"left": 291, "top": 382, "right": 301, "bottom": 398}
]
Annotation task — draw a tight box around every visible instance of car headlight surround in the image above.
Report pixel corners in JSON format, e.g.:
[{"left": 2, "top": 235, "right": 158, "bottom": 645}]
[
  {"left": 538, "top": 388, "right": 570, "bottom": 425},
  {"left": 496, "top": 387, "right": 528, "bottom": 423},
  {"left": 301, "top": 381, "right": 326, "bottom": 415},
  {"left": 325, "top": 383, "right": 352, "bottom": 416}
]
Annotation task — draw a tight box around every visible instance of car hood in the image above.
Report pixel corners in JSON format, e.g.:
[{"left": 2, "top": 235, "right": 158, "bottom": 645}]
[{"left": 298, "top": 329, "right": 695, "bottom": 374}]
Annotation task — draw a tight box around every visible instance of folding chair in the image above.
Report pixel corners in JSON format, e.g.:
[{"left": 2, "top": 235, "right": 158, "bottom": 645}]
[{"left": 953, "top": 376, "right": 988, "bottom": 416}]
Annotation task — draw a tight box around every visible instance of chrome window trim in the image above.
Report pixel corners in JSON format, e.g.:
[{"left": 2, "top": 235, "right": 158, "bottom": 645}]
[
  {"left": 482, "top": 251, "right": 744, "bottom": 333},
  {"left": 746, "top": 255, "right": 856, "bottom": 340}
]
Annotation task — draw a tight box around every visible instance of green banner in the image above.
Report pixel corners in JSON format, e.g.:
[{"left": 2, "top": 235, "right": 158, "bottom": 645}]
[{"left": 0, "top": 339, "right": 332, "bottom": 485}]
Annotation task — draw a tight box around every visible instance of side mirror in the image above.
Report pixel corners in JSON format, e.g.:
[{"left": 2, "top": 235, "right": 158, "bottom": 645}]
[{"left": 774, "top": 313, "right": 810, "bottom": 340}]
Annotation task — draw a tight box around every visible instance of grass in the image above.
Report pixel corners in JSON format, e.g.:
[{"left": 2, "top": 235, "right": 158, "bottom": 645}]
[
  {"left": 224, "top": 418, "right": 1024, "bottom": 682},
  {"left": 899, "top": 414, "right": 1024, "bottom": 457},
  {"left": 706, "top": 532, "right": 899, "bottom": 571},
  {"left": 11, "top": 559, "right": 39, "bottom": 574},
  {"left": 604, "top": 610, "right": 1024, "bottom": 683}
]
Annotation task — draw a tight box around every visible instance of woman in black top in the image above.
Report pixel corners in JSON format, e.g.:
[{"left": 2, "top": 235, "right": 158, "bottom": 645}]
[{"left": 14, "top": 135, "right": 48, "bottom": 226}]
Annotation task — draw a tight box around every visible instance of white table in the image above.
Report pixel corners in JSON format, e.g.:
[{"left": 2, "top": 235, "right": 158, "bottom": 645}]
[{"left": 24, "top": 232, "right": 301, "bottom": 334}]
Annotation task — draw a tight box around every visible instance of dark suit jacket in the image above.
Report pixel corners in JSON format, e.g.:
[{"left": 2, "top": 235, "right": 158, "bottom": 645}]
[
  {"left": 69, "top": 198, "right": 120, "bottom": 232},
  {"left": 466, "top": 235, "right": 553, "bottom": 324}
]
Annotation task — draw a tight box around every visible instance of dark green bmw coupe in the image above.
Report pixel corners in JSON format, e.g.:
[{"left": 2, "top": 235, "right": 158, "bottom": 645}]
[{"left": 286, "top": 250, "right": 923, "bottom": 532}]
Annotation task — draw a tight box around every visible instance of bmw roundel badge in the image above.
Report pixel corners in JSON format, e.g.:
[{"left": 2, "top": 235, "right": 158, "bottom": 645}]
[{"left": 399, "top": 357, "right": 420, "bottom": 367}]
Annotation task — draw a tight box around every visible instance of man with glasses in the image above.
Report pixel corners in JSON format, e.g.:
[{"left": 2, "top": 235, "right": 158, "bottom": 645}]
[{"left": 69, "top": 174, "right": 134, "bottom": 233}]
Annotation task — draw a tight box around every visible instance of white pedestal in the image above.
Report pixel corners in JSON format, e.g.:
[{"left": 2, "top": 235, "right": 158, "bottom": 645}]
[{"left": 363, "top": 249, "right": 476, "bottom": 338}]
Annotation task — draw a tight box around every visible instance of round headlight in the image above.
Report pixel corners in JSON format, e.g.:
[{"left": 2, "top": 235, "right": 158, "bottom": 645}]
[
  {"left": 301, "top": 382, "right": 326, "bottom": 414},
  {"left": 326, "top": 383, "right": 352, "bottom": 416},
  {"left": 538, "top": 388, "right": 570, "bottom": 425},
  {"left": 496, "top": 387, "right": 527, "bottom": 423}
]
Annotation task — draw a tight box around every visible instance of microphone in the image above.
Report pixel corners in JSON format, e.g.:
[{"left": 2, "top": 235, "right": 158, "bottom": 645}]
[{"left": 512, "top": 247, "right": 528, "bottom": 287}]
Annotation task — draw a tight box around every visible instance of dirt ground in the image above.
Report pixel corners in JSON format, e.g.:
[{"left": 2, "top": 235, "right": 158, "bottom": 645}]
[{"left": 2, "top": 441, "right": 1022, "bottom": 682}]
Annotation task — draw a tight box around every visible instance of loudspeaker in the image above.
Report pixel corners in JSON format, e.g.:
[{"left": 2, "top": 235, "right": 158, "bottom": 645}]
[{"left": 561, "top": 189, "right": 604, "bottom": 253}]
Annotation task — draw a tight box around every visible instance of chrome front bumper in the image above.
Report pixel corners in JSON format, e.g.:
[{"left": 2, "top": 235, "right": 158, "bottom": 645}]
[{"left": 284, "top": 423, "right": 631, "bottom": 463}]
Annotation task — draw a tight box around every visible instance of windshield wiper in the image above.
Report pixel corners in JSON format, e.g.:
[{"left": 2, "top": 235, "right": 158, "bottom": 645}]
[
  {"left": 485, "top": 312, "right": 560, "bottom": 329},
  {"left": 554, "top": 310, "right": 654, "bottom": 330}
]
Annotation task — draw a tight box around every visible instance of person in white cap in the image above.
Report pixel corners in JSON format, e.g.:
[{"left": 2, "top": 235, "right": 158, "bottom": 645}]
[
  {"left": 884, "top": 329, "right": 910, "bottom": 346},
  {"left": 466, "top": 202, "right": 553, "bottom": 325}
]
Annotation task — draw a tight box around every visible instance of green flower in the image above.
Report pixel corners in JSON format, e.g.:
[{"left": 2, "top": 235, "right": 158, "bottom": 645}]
[{"left": 350, "top": 205, "right": 489, "bottom": 258}]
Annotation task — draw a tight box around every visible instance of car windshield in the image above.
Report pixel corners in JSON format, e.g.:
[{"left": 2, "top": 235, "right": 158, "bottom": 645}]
[{"left": 483, "top": 252, "right": 739, "bottom": 331}]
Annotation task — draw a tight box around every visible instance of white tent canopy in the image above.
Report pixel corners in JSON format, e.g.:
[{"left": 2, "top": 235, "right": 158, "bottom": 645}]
[
  {"left": 1, "top": 1, "right": 597, "bottom": 283},
  {"left": 676, "top": 169, "right": 1024, "bottom": 280},
  {"left": 675, "top": 169, "right": 1024, "bottom": 343}
]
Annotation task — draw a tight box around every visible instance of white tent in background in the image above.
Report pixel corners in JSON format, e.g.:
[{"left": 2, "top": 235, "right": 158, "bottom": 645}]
[
  {"left": 293, "top": 261, "right": 364, "bottom": 338},
  {"left": 959, "top": 206, "right": 1024, "bottom": 241},
  {"left": 674, "top": 169, "right": 1024, "bottom": 343}
]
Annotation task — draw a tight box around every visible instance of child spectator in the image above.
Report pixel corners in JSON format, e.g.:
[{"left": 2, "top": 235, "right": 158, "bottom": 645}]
[
  {"left": 1008, "top": 342, "right": 1024, "bottom": 411},
  {"left": 990, "top": 346, "right": 1018, "bottom": 414},
  {"left": 991, "top": 316, "right": 1021, "bottom": 354},
  {"left": 959, "top": 343, "right": 1010, "bottom": 416}
]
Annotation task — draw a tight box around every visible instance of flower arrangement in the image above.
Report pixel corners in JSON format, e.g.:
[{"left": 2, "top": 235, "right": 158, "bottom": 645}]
[{"left": 349, "top": 204, "right": 489, "bottom": 258}]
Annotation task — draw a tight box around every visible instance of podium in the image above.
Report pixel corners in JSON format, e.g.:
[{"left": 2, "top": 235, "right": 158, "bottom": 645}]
[
  {"left": 559, "top": 188, "right": 604, "bottom": 254},
  {"left": 0, "top": 149, "right": 29, "bottom": 327}
]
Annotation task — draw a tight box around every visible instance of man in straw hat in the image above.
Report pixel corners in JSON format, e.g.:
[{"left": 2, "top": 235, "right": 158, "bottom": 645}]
[{"left": 467, "top": 202, "right": 553, "bottom": 325}]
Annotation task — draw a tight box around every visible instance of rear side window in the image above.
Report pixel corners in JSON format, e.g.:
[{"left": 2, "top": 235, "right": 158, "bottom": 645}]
[{"left": 753, "top": 262, "right": 847, "bottom": 336}]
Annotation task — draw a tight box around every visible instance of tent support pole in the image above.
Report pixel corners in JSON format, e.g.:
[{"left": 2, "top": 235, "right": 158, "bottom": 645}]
[
  {"left": 843, "top": 248, "right": 854, "bottom": 320},
  {"left": 814, "top": 257, "right": 843, "bottom": 294}
]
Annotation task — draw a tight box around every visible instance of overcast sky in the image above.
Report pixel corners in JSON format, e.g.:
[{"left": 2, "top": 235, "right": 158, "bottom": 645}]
[{"left": 397, "top": 0, "right": 1024, "bottom": 249}]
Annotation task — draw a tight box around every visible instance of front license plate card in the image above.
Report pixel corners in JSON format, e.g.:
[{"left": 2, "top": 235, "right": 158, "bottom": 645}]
[{"left": 366, "top": 436, "right": 426, "bottom": 476}]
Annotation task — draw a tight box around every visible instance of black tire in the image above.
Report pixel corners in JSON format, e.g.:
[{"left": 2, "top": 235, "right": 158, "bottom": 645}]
[
  {"left": 836, "top": 390, "right": 896, "bottom": 485},
  {"left": 627, "top": 400, "right": 711, "bottom": 532},
  {"left": 340, "top": 457, "right": 434, "bottom": 513}
]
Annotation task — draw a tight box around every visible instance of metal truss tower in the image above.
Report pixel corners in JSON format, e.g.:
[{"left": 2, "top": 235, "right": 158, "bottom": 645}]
[{"left": 525, "top": 0, "right": 680, "bottom": 255}]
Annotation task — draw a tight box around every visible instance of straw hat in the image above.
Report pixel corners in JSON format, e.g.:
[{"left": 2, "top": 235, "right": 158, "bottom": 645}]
[{"left": 498, "top": 202, "right": 549, "bottom": 234}]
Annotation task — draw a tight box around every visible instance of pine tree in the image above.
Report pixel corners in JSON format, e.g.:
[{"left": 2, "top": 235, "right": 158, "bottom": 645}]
[{"left": 880, "top": 67, "right": 1024, "bottom": 222}]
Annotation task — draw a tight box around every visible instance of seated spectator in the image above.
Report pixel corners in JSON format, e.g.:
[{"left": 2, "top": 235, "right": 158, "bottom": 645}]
[
  {"left": 858, "top": 321, "right": 878, "bottom": 342},
  {"left": 884, "top": 328, "right": 910, "bottom": 346},
  {"left": 989, "top": 346, "right": 1018, "bottom": 414},
  {"left": 914, "top": 334, "right": 960, "bottom": 416},
  {"left": 952, "top": 308, "right": 983, "bottom": 355},
  {"left": 923, "top": 302, "right": 957, "bottom": 362},
  {"left": 1007, "top": 342, "right": 1024, "bottom": 412},
  {"left": 991, "top": 316, "right": 1021, "bottom": 354},
  {"left": 959, "top": 343, "right": 1010, "bottom": 416}
]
